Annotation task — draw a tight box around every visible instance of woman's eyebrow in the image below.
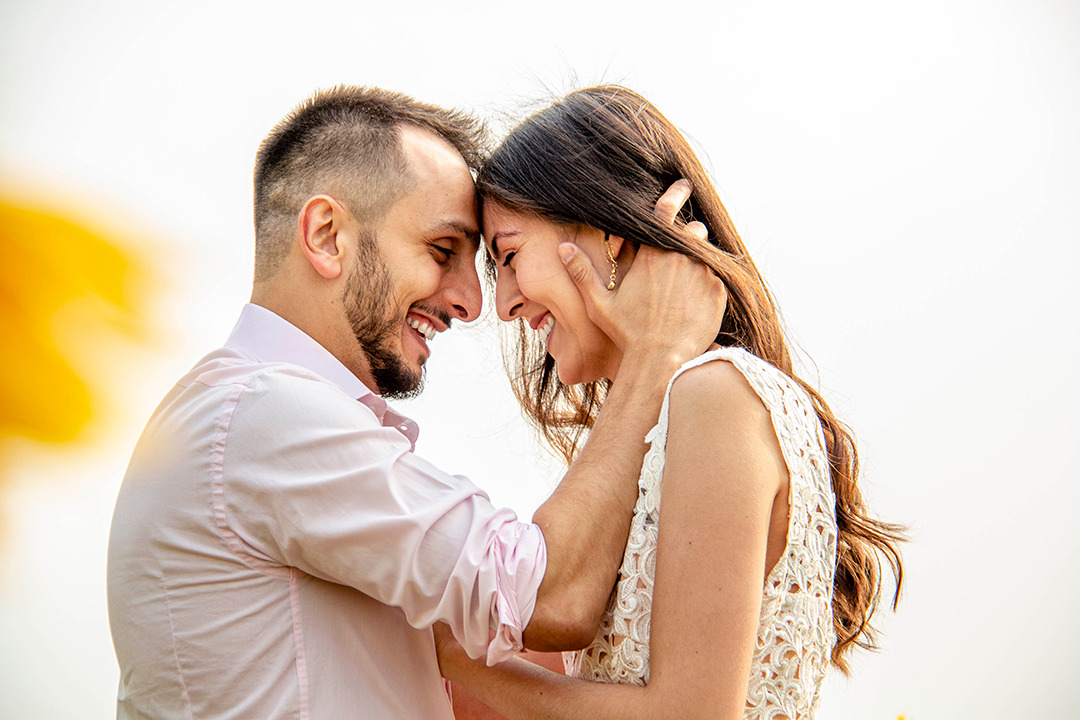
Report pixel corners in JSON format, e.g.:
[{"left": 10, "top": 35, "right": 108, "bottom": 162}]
[{"left": 488, "top": 230, "right": 520, "bottom": 256}]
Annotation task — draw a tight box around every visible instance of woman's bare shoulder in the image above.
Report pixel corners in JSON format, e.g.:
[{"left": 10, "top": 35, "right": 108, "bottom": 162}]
[
  {"left": 669, "top": 356, "right": 768, "bottom": 424},
  {"left": 667, "top": 356, "right": 785, "bottom": 495}
]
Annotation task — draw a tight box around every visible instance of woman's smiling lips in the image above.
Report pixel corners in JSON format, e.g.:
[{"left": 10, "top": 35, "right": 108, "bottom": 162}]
[
  {"left": 529, "top": 311, "right": 551, "bottom": 330},
  {"left": 530, "top": 312, "right": 555, "bottom": 343}
]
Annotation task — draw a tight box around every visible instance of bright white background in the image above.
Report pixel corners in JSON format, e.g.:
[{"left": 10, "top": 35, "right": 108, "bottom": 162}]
[{"left": 1, "top": 1, "right": 1077, "bottom": 717}]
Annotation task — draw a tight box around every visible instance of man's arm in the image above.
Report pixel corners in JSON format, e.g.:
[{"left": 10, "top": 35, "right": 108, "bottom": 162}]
[{"left": 524, "top": 181, "right": 726, "bottom": 650}]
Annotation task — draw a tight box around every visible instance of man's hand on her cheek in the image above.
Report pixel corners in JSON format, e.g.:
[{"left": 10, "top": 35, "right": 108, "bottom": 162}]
[
  {"left": 557, "top": 179, "right": 727, "bottom": 360},
  {"left": 612, "top": 246, "right": 726, "bottom": 359}
]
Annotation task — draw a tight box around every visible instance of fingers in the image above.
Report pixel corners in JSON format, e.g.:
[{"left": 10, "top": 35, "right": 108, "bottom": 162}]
[
  {"left": 685, "top": 220, "right": 709, "bottom": 243},
  {"left": 653, "top": 178, "right": 693, "bottom": 224},
  {"left": 558, "top": 242, "right": 607, "bottom": 314},
  {"left": 655, "top": 180, "right": 710, "bottom": 244}
]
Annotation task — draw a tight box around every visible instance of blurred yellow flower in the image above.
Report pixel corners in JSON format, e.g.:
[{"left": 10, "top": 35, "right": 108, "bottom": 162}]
[{"left": 0, "top": 199, "right": 147, "bottom": 446}]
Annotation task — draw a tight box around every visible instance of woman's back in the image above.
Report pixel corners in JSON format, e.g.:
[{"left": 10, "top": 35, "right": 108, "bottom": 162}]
[{"left": 566, "top": 347, "right": 838, "bottom": 719}]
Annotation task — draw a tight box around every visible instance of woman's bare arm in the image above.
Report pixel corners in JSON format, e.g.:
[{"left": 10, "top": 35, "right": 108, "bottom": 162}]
[
  {"left": 441, "top": 360, "right": 788, "bottom": 719},
  {"left": 450, "top": 652, "right": 565, "bottom": 720}
]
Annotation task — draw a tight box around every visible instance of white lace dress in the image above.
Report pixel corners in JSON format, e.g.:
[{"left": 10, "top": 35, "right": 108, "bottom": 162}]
[{"left": 564, "top": 347, "right": 839, "bottom": 719}]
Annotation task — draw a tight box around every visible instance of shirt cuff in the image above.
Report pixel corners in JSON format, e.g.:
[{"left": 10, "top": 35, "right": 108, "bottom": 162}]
[{"left": 485, "top": 522, "right": 547, "bottom": 665}]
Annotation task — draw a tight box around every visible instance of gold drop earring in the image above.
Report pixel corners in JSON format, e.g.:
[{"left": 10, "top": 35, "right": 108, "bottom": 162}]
[{"left": 604, "top": 233, "right": 618, "bottom": 291}]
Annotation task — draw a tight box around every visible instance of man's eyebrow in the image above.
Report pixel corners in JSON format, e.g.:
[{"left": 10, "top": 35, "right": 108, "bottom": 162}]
[{"left": 431, "top": 220, "right": 480, "bottom": 244}]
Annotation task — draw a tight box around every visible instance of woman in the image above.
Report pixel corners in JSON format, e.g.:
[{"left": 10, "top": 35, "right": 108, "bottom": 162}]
[{"left": 439, "top": 86, "right": 904, "bottom": 719}]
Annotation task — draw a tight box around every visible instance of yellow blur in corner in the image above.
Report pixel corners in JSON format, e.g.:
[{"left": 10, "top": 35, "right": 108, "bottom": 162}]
[{"left": 0, "top": 198, "right": 148, "bottom": 448}]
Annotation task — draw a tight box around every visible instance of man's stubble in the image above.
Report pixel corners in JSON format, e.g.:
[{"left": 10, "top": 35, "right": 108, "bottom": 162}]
[{"left": 343, "top": 236, "right": 425, "bottom": 400}]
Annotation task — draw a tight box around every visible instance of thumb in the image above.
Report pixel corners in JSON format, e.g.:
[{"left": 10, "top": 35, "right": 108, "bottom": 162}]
[{"left": 558, "top": 242, "right": 607, "bottom": 313}]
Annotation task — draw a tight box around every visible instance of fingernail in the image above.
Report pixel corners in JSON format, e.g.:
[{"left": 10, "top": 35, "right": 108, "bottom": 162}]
[
  {"left": 558, "top": 243, "right": 577, "bottom": 264},
  {"left": 679, "top": 178, "right": 693, "bottom": 191}
]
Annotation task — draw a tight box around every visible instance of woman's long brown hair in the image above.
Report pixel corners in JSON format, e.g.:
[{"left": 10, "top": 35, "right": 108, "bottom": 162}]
[{"left": 476, "top": 85, "right": 904, "bottom": 673}]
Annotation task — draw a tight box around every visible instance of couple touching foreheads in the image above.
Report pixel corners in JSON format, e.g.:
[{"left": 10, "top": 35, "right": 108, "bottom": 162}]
[{"left": 108, "top": 84, "right": 903, "bottom": 719}]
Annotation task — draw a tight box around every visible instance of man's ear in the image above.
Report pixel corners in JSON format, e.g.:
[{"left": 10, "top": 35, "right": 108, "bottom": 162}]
[{"left": 298, "top": 195, "right": 346, "bottom": 280}]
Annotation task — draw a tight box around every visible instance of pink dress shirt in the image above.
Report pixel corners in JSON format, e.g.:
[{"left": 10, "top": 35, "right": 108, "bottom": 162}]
[{"left": 107, "top": 304, "right": 547, "bottom": 719}]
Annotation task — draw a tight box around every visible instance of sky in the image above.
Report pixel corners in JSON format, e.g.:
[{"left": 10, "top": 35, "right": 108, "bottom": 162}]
[{"left": 0, "top": 0, "right": 1077, "bottom": 717}]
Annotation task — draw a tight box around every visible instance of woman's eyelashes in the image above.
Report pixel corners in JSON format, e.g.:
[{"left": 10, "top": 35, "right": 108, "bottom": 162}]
[{"left": 501, "top": 251, "right": 517, "bottom": 268}]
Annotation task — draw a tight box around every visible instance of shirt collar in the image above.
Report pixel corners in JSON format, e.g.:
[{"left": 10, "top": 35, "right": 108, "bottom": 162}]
[{"left": 224, "top": 304, "right": 419, "bottom": 446}]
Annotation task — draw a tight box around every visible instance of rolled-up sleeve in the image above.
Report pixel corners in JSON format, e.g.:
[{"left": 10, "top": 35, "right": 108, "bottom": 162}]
[{"left": 215, "top": 367, "right": 546, "bottom": 664}]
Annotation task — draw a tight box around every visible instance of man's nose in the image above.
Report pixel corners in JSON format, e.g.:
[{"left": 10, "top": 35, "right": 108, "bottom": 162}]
[{"left": 445, "top": 258, "right": 483, "bottom": 322}]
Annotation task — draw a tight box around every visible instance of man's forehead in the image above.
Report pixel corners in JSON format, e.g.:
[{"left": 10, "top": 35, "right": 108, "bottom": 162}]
[
  {"left": 386, "top": 135, "right": 480, "bottom": 250},
  {"left": 398, "top": 124, "right": 471, "bottom": 176}
]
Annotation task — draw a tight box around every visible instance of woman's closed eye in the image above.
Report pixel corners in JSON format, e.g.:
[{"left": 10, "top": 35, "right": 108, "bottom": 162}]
[{"left": 501, "top": 251, "right": 516, "bottom": 268}]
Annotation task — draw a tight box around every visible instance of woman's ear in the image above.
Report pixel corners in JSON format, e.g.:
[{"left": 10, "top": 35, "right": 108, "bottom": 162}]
[
  {"left": 613, "top": 235, "right": 638, "bottom": 270},
  {"left": 602, "top": 233, "right": 638, "bottom": 289},
  {"left": 606, "top": 234, "right": 640, "bottom": 269},
  {"left": 604, "top": 232, "right": 627, "bottom": 260},
  {"left": 297, "top": 195, "right": 346, "bottom": 280}
]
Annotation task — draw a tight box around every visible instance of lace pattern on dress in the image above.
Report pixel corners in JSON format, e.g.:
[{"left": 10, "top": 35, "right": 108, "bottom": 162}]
[{"left": 564, "top": 348, "right": 839, "bottom": 719}]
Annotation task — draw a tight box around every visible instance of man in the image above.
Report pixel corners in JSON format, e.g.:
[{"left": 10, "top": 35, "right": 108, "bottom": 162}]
[{"left": 107, "top": 86, "right": 723, "bottom": 719}]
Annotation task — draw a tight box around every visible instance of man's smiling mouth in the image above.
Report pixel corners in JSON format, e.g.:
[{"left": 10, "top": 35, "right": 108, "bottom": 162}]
[{"left": 406, "top": 315, "right": 437, "bottom": 341}]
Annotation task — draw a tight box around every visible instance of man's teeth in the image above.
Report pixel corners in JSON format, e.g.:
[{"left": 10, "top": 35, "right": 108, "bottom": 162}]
[
  {"left": 537, "top": 315, "right": 555, "bottom": 344},
  {"left": 407, "top": 318, "right": 436, "bottom": 341}
]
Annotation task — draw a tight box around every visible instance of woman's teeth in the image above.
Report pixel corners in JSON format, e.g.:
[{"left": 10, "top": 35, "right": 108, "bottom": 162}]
[
  {"left": 537, "top": 315, "right": 555, "bottom": 344},
  {"left": 407, "top": 317, "right": 436, "bottom": 341}
]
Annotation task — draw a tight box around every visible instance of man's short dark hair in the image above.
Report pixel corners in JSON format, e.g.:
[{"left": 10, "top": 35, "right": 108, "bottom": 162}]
[{"left": 252, "top": 85, "right": 486, "bottom": 280}]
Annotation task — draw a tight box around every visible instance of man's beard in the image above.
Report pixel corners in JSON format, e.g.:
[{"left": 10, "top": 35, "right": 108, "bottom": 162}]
[{"left": 343, "top": 243, "right": 424, "bottom": 400}]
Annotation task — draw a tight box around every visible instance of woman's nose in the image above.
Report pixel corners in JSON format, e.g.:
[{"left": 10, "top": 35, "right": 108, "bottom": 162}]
[{"left": 495, "top": 271, "right": 524, "bottom": 322}]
